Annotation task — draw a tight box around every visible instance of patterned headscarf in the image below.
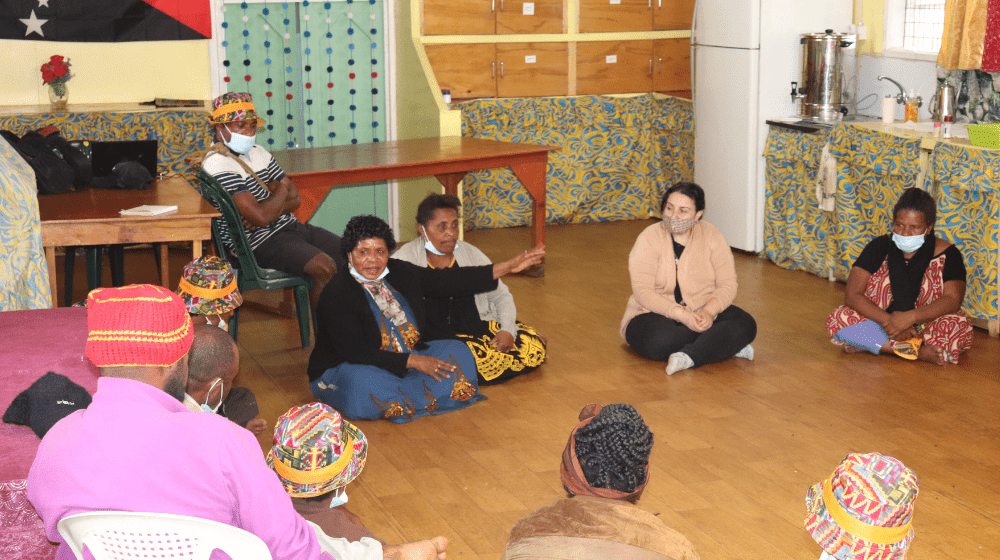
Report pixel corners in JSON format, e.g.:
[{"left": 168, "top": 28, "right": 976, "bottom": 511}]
[
  {"left": 176, "top": 256, "right": 243, "bottom": 316},
  {"left": 559, "top": 404, "right": 649, "bottom": 502},
  {"left": 210, "top": 92, "right": 265, "bottom": 128},
  {"left": 805, "top": 453, "right": 918, "bottom": 560},
  {"left": 266, "top": 403, "right": 368, "bottom": 498}
]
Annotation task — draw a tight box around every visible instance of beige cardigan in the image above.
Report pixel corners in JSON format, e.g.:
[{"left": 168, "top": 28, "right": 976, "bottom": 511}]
[{"left": 619, "top": 220, "right": 738, "bottom": 339}]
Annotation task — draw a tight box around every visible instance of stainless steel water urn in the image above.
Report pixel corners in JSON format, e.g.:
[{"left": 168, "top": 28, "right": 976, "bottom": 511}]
[{"left": 798, "top": 30, "right": 853, "bottom": 121}]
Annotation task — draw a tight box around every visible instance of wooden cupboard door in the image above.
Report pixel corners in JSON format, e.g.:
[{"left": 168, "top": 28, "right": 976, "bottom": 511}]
[
  {"left": 497, "top": 0, "right": 564, "bottom": 34},
  {"left": 653, "top": 38, "right": 691, "bottom": 93},
  {"left": 422, "top": 0, "right": 495, "bottom": 35},
  {"left": 425, "top": 44, "right": 497, "bottom": 99},
  {"left": 653, "top": 0, "right": 694, "bottom": 30},
  {"left": 576, "top": 41, "right": 653, "bottom": 95},
  {"left": 579, "top": 0, "right": 653, "bottom": 33},
  {"left": 497, "top": 43, "right": 569, "bottom": 97}
]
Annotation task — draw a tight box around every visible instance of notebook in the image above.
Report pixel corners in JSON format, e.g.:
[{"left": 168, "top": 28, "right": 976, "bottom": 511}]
[
  {"left": 119, "top": 205, "right": 178, "bottom": 217},
  {"left": 90, "top": 140, "right": 158, "bottom": 178}
]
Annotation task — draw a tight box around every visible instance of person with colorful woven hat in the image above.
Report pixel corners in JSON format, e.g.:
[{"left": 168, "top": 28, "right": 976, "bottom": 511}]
[
  {"left": 805, "top": 452, "right": 919, "bottom": 560},
  {"left": 183, "top": 324, "right": 268, "bottom": 435},
  {"left": 177, "top": 255, "right": 243, "bottom": 331},
  {"left": 504, "top": 403, "right": 700, "bottom": 560},
  {"left": 268, "top": 403, "right": 380, "bottom": 543},
  {"left": 202, "top": 92, "right": 345, "bottom": 305},
  {"left": 27, "top": 284, "right": 448, "bottom": 560}
]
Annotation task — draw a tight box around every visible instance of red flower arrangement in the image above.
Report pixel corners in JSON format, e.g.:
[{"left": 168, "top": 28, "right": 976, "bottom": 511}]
[{"left": 41, "top": 55, "right": 72, "bottom": 97}]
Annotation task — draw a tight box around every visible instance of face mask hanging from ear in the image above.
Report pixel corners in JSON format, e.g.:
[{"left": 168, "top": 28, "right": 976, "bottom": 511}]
[
  {"left": 422, "top": 226, "right": 447, "bottom": 256},
  {"left": 328, "top": 487, "right": 349, "bottom": 508},
  {"left": 223, "top": 124, "right": 256, "bottom": 155},
  {"left": 348, "top": 263, "right": 389, "bottom": 282},
  {"left": 200, "top": 378, "right": 225, "bottom": 414}
]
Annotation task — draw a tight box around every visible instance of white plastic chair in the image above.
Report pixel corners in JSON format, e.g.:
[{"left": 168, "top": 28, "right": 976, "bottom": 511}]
[{"left": 57, "top": 511, "right": 272, "bottom": 560}]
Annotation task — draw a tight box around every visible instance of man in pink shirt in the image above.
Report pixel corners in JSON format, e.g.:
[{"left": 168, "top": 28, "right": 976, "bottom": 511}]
[{"left": 27, "top": 284, "right": 447, "bottom": 560}]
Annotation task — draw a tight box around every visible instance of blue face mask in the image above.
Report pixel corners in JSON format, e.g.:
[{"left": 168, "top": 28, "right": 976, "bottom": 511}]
[
  {"left": 892, "top": 231, "right": 926, "bottom": 253},
  {"left": 200, "top": 378, "right": 224, "bottom": 414},
  {"left": 328, "top": 487, "right": 349, "bottom": 508},
  {"left": 349, "top": 263, "right": 389, "bottom": 282},
  {"left": 223, "top": 125, "right": 256, "bottom": 155},
  {"left": 421, "top": 227, "right": 447, "bottom": 256}
]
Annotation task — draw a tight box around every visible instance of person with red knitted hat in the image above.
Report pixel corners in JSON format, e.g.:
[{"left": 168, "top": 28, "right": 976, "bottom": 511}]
[{"left": 27, "top": 284, "right": 448, "bottom": 560}]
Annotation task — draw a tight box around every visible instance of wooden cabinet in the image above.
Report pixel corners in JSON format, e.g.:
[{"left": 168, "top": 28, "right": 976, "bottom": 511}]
[
  {"left": 425, "top": 44, "right": 497, "bottom": 99},
  {"left": 577, "top": 41, "right": 653, "bottom": 95},
  {"left": 579, "top": 0, "right": 653, "bottom": 33},
  {"left": 422, "top": 0, "right": 495, "bottom": 35},
  {"left": 652, "top": 38, "right": 690, "bottom": 94},
  {"left": 497, "top": 43, "right": 569, "bottom": 97},
  {"left": 653, "top": 0, "right": 695, "bottom": 30},
  {"left": 497, "top": 0, "right": 565, "bottom": 34},
  {"left": 423, "top": 0, "right": 563, "bottom": 35}
]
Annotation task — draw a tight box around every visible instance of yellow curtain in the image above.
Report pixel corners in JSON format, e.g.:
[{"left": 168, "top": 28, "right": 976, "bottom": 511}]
[{"left": 938, "top": 0, "right": 989, "bottom": 69}]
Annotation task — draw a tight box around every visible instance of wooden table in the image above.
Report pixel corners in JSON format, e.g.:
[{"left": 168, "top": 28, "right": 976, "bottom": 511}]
[
  {"left": 271, "top": 137, "right": 559, "bottom": 274},
  {"left": 38, "top": 178, "right": 220, "bottom": 305}
]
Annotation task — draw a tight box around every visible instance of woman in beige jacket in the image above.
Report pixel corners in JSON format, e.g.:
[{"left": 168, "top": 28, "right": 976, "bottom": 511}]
[{"left": 620, "top": 182, "right": 757, "bottom": 375}]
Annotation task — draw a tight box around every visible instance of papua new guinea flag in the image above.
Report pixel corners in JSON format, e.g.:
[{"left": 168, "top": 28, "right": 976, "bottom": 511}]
[{"left": 0, "top": 0, "right": 211, "bottom": 42}]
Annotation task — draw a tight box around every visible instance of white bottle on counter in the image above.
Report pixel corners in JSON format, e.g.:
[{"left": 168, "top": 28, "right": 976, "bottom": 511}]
[{"left": 882, "top": 96, "right": 895, "bottom": 124}]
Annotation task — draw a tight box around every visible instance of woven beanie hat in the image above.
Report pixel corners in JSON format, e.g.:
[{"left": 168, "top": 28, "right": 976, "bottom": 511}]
[
  {"left": 86, "top": 284, "right": 194, "bottom": 368},
  {"left": 211, "top": 92, "right": 265, "bottom": 127},
  {"left": 176, "top": 255, "right": 243, "bottom": 316},
  {"left": 805, "top": 452, "right": 919, "bottom": 560},
  {"left": 266, "top": 402, "right": 368, "bottom": 498}
]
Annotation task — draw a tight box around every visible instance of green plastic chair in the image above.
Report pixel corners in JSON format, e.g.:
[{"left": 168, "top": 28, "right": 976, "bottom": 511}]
[{"left": 195, "top": 168, "right": 313, "bottom": 348}]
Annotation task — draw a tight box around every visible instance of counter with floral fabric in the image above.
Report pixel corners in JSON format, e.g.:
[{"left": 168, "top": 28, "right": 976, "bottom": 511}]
[
  {"left": 763, "top": 121, "right": 999, "bottom": 335},
  {"left": 458, "top": 94, "right": 693, "bottom": 228},
  {"left": 0, "top": 104, "right": 212, "bottom": 180}
]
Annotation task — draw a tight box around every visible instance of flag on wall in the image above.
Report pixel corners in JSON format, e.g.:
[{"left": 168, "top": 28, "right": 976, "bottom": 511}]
[{"left": 0, "top": 0, "right": 211, "bottom": 42}]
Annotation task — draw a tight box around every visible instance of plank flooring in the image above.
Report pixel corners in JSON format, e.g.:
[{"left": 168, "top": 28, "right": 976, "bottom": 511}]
[{"left": 83, "top": 219, "right": 1000, "bottom": 560}]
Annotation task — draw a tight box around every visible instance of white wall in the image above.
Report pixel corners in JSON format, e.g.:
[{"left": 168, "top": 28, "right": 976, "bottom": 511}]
[{"left": 855, "top": 54, "right": 938, "bottom": 121}]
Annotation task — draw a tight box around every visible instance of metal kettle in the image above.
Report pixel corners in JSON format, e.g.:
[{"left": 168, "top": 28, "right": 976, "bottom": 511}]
[{"left": 930, "top": 81, "right": 957, "bottom": 122}]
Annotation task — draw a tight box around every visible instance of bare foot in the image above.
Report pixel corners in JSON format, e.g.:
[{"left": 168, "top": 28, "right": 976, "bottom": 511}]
[
  {"left": 917, "top": 344, "right": 948, "bottom": 365},
  {"left": 842, "top": 345, "right": 863, "bottom": 354},
  {"left": 538, "top": 332, "right": 548, "bottom": 345},
  {"left": 383, "top": 536, "right": 448, "bottom": 560}
]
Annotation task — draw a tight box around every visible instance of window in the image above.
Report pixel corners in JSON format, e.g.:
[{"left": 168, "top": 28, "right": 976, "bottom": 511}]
[{"left": 884, "top": 0, "right": 946, "bottom": 57}]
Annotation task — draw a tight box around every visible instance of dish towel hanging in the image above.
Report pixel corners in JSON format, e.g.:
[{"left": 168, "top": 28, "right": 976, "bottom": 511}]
[{"left": 815, "top": 142, "right": 838, "bottom": 212}]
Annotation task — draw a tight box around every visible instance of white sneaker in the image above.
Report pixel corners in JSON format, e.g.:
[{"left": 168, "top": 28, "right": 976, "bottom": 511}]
[
  {"left": 735, "top": 344, "right": 754, "bottom": 361},
  {"left": 666, "top": 352, "right": 694, "bottom": 375}
]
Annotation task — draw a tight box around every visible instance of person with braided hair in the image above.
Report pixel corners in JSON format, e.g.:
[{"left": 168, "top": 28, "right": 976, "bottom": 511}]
[{"left": 504, "top": 403, "right": 700, "bottom": 560}]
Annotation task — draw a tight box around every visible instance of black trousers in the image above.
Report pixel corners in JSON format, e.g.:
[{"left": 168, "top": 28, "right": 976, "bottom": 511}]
[{"left": 624, "top": 305, "right": 757, "bottom": 367}]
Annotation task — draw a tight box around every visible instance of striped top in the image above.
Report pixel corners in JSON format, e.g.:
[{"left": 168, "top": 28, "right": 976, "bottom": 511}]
[{"left": 202, "top": 144, "right": 297, "bottom": 250}]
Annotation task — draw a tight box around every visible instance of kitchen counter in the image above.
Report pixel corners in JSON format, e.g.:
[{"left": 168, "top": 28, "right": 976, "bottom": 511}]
[{"left": 763, "top": 121, "right": 1000, "bottom": 336}]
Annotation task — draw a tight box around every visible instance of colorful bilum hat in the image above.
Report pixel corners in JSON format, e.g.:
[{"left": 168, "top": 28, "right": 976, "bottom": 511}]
[
  {"left": 210, "top": 92, "right": 265, "bottom": 128},
  {"left": 176, "top": 256, "right": 243, "bottom": 316},
  {"left": 266, "top": 402, "right": 368, "bottom": 498},
  {"left": 805, "top": 453, "right": 919, "bottom": 560},
  {"left": 86, "top": 284, "right": 194, "bottom": 368}
]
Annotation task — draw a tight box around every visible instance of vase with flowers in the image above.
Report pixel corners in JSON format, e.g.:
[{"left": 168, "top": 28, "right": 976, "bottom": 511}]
[{"left": 41, "top": 55, "right": 72, "bottom": 110}]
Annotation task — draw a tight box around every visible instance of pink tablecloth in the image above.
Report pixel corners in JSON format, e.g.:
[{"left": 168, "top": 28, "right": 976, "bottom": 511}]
[{"left": 1, "top": 307, "right": 96, "bottom": 560}]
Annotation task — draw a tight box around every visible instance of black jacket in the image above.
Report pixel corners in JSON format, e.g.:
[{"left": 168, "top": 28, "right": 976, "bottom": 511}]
[{"left": 307, "top": 258, "right": 497, "bottom": 381}]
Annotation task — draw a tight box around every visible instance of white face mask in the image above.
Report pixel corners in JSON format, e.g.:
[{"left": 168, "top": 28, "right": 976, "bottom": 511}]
[
  {"left": 328, "top": 487, "right": 349, "bottom": 508},
  {"left": 200, "top": 378, "right": 224, "bottom": 414},
  {"left": 421, "top": 226, "right": 447, "bottom": 256},
  {"left": 205, "top": 314, "right": 229, "bottom": 332},
  {"left": 223, "top": 124, "right": 256, "bottom": 154}
]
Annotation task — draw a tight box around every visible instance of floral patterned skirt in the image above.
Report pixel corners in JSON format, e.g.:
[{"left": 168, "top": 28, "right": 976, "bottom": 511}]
[{"left": 826, "top": 256, "right": 973, "bottom": 356}]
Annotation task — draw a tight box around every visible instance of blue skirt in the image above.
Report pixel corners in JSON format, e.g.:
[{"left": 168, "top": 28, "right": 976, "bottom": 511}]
[{"left": 310, "top": 339, "right": 486, "bottom": 423}]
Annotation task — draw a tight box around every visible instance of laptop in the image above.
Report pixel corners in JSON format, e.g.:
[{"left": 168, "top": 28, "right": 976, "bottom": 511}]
[{"left": 90, "top": 140, "right": 158, "bottom": 177}]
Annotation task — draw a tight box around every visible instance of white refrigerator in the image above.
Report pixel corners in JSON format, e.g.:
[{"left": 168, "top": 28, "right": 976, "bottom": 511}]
[{"left": 693, "top": 0, "right": 853, "bottom": 252}]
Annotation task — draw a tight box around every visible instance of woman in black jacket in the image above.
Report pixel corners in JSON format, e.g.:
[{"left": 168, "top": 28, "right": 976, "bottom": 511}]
[{"left": 307, "top": 215, "right": 543, "bottom": 422}]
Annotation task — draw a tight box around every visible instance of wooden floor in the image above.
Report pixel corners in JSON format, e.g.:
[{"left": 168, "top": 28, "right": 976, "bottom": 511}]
[{"left": 88, "top": 220, "right": 1000, "bottom": 560}]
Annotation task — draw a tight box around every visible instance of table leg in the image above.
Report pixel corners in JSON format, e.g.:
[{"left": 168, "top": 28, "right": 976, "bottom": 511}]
[
  {"left": 990, "top": 319, "right": 998, "bottom": 338},
  {"left": 160, "top": 245, "right": 170, "bottom": 287},
  {"left": 510, "top": 159, "right": 548, "bottom": 278},
  {"left": 435, "top": 172, "right": 465, "bottom": 196},
  {"left": 46, "top": 247, "right": 58, "bottom": 308},
  {"left": 193, "top": 240, "right": 203, "bottom": 260}
]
